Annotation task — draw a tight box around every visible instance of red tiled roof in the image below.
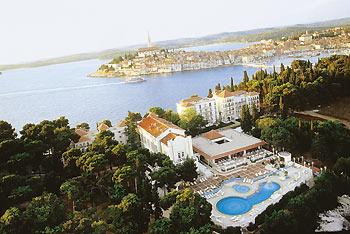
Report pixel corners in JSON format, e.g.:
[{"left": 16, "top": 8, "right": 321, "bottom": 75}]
[
  {"left": 75, "top": 128, "right": 88, "bottom": 136},
  {"left": 98, "top": 123, "right": 109, "bottom": 132},
  {"left": 215, "top": 90, "right": 246, "bottom": 98},
  {"left": 160, "top": 133, "right": 180, "bottom": 146},
  {"left": 116, "top": 120, "right": 127, "bottom": 128},
  {"left": 202, "top": 130, "right": 224, "bottom": 140},
  {"left": 137, "top": 113, "right": 183, "bottom": 138}
]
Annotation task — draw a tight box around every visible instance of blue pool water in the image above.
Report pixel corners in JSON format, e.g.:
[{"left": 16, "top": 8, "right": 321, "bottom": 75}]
[
  {"left": 233, "top": 184, "right": 250, "bottom": 193},
  {"left": 216, "top": 182, "right": 280, "bottom": 215}
]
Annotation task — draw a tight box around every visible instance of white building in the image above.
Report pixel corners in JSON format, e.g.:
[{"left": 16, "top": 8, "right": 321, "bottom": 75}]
[
  {"left": 137, "top": 46, "right": 161, "bottom": 58},
  {"left": 214, "top": 90, "right": 259, "bottom": 123},
  {"left": 109, "top": 120, "right": 128, "bottom": 144},
  {"left": 137, "top": 113, "right": 194, "bottom": 164},
  {"left": 192, "top": 129, "right": 267, "bottom": 172},
  {"left": 74, "top": 120, "right": 128, "bottom": 151},
  {"left": 177, "top": 90, "right": 260, "bottom": 125},
  {"left": 299, "top": 32, "right": 313, "bottom": 43},
  {"left": 74, "top": 128, "right": 95, "bottom": 151},
  {"left": 176, "top": 95, "right": 217, "bottom": 125}
]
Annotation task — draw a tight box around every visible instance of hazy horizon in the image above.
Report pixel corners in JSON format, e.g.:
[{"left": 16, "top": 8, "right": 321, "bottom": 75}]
[{"left": 1, "top": 0, "right": 350, "bottom": 64}]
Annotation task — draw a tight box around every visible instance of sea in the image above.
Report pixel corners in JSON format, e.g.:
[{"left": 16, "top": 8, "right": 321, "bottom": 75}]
[{"left": 0, "top": 43, "right": 328, "bottom": 130}]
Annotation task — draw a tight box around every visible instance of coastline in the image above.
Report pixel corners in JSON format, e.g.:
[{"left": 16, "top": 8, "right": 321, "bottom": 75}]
[{"left": 88, "top": 62, "right": 273, "bottom": 79}]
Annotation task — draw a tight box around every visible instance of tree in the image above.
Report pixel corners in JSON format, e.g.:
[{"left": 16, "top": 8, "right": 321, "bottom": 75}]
[
  {"left": 240, "top": 105, "right": 253, "bottom": 133},
  {"left": 148, "top": 218, "right": 171, "bottom": 234},
  {"left": 125, "top": 112, "right": 142, "bottom": 148},
  {"left": 111, "top": 143, "right": 127, "bottom": 166},
  {"left": 311, "top": 121, "right": 350, "bottom": 163},
  {"left": 149, "top": 107, "right": 166, "bottom": 117},
  {"left": 0, "top": 207, "right": 22, "bottom": 234},
  {"left": 60, "top": 179, "right": 80, "bottom": 211},
  {"left": 62, "top": 148, "right": 81, "bottom": 173},
  {"left": 150, "top": 166, "right": 178, "bottom": 194},
  {"left": 176, "top": 158, "right": 198, "bottom": 182},
  {"left": 243, "top": 71, "right": 249, "bottom": 83},
  {"left": 251, "top": 103, "right": 259, "bottom": 122},
  {"left": 100, "top": 120, "right": 112, "bottom": 127},
  {"left": 24, "top": 193, "right": 65, "bottom": 232},
  {"left": 169, "top": 189, "right": 212, "bottom": 233},
  {"left": 207, "top": 89, "right": 213, "bottom": 98},
  {"left": 76, "top": 122, "right": 90, "bottom": 131},
  {"left": 0, "top": 121, "right": 17, "bottom": 142},
  {"left": 230, "top": 77, "right": 234, "bottom": 91},
  {"left": 113, "top": 166, "right": 135, "bottom": 189},
  {"left": 333, "top": 157, "right": 350, "bottom": 176},
  {"left": 179, "top": 108, "right": 207, "bottom": 136},
  {"left": 76, "top": 152, "right": 108, "bottom": 176},
  {"left": 261, "top": 210, "right": 297, "bottom": 234}
]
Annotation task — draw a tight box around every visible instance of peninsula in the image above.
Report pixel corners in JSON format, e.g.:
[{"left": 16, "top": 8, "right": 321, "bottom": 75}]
[{"left": 90, "top": 27, "right": 350, "bottom": 78}]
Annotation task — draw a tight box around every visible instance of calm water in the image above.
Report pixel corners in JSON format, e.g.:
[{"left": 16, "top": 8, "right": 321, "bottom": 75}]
[
  {"left": 0, "top": 40, "right": 330, "bottom": 131},
  {"left": 0, "top": 52, "right": 258, "bottom": 130}
]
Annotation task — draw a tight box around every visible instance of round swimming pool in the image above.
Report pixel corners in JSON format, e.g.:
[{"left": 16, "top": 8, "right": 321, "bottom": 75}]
[
  {"left": 216, "top": 197, "right": 252, "bottom": 215},
  {"left": 233, "top": 184, "right": 250, "bottom": 193},
  {"left": 216, "top": 182, "right": 280, "bottom": 216}
]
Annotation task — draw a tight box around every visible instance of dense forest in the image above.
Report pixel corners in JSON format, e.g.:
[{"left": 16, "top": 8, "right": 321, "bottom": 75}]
[
  {"left": 0, "top": 113, "right": 228, "bottom": 234},
  {"left": 1, "top": 55, "right": 350, "bottom": 233},
  {"left": 214, "top": 55, "right": 350, "bottom": 115}
]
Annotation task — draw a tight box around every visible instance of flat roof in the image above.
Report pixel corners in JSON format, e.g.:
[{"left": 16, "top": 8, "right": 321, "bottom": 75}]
[{"left": 192, "top": 129, "right": 266, "bottom": 159}]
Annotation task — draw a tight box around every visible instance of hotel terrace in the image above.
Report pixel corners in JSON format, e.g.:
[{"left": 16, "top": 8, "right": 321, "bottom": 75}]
[{"left": 192, "top": 129, "right": 268, "bottom": 172}]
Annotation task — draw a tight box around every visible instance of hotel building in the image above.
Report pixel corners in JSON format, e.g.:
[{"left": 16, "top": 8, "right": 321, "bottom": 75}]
[
  {"left": 177, "top": 90, "right": 259, "bottom": 125},
  {"left": 176, "top": 95, "right": 217, "bottom": 125},
  {"left": 137, "top": 113, "right": 194, "bottom": 164}
]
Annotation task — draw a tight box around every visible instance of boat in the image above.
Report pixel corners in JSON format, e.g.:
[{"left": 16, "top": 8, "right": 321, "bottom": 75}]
[{"left": 124, "top": 77, "right": 146, "bottom": 83}]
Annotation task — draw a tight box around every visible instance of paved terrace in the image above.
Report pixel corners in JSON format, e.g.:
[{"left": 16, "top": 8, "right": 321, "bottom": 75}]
[{"left": 191, "top": 158, "right": 273, "bottom": 193}]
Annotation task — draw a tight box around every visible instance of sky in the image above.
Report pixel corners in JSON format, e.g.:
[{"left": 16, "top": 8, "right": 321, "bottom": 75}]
[{"left": 1, "top": 0, "right": 350, "bottom": 64}]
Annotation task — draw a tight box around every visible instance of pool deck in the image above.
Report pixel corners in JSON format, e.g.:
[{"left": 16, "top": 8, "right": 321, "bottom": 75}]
[{"left": 203, "top": 163, "right": 313, "bottom": 227}]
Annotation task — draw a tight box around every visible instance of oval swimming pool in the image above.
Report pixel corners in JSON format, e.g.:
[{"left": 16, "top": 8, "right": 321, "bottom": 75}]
[{"left": 216, "top": 182, "right": 280, "bottom": 215}]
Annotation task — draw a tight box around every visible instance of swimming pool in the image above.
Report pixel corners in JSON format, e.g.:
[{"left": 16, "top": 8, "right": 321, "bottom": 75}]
[
  {"left": 216, "top": 182, "right": 280, "bottom": 215},
  {"left": 233, "top": 184, "right": 250, "bottom": 193}
]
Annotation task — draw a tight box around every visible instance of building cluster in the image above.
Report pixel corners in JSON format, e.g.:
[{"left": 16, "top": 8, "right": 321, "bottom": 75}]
[
  {"left": 74, "top": 87, "right": 261, "bottom": 166},
  {"left": 91, "top": 26, "right": 350, "bottom": 78},
  {"left": 100, "top": 48, "right": 238, "bottom": 77},
  {"left": 74, "top": 120, "right": 127, "bottom": 151},
  {"left": 136, "top": 113, "right": 268, "bottom": 167},
  {"left": 176, "top": 90, "right": 259, "bottom": 125}
]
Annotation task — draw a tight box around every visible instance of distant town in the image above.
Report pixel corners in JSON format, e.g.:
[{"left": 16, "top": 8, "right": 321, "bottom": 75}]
[{"left": 90, "top": 27, "right": 350, "bottom": 79}]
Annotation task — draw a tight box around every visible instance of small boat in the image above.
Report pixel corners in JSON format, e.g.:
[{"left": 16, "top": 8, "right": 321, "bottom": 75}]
[{"left": 125, "top": 77, "right": 145, "bottom": 83}]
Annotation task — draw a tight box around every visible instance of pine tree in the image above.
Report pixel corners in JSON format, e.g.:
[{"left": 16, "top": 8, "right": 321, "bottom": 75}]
[
  {"left": 240, "top": 105, "right": 253, "bottom": 133},
  {"left": 279, "top": 96, "right": 285, "bottom": 116},
  {"left": 280, "top": 63, "right": 285, "bottom": 73},
  {"left": 207, "top": 89, "right": 213, "bottom": 98},
  {"left": 251, "top": 103, "right": 259, "bottom": 122},
  {"left": 243, "top": 71, "right": 249, "bottom": 83},
  {"left": 230, "top": 77, "right": 234, "bottom": 91}
]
